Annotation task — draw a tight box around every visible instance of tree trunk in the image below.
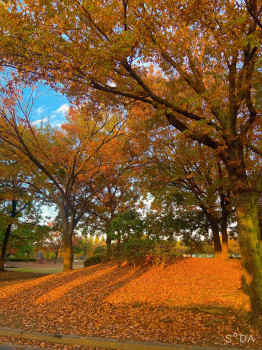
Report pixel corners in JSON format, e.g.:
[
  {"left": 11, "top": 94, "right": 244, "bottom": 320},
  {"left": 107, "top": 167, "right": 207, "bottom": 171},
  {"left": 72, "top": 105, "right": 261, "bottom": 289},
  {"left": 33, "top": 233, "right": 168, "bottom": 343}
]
[
  {"left": 117, "top": 232, "right": 121, "bottom": 257},
  {"left": 223, "top": 140, "right": 262, "bottom": 316},
  {"left": 61, "top": 211, "right": 74, "bottom": 271},
  {"left": 63, "top": 232, "right": 73, "bottom": 271},
  {"left": 54, "top": 248, "right": 58, "bottom": 263},
  {"left": 0, "top": 200, "right": 17, "bottom": 271},
  {"left": 0, "top": 224, "right": 12, "bottom": 271},
  {"left": 234, "top": 189, "right": 262, "bottom": 316},
  {"left": 220, "top": 193, "right": 229, "bottom": 260},
  {"left": 212, "top": 223, "right": 222, "bottom": 258},
  {"left": 258, "top": 204, "right": 262, "bottom": 242},
  {"left": 106, "top": 236, "right": 112, "bottom": 258},
  {"left": 206, "top": 213, "right": 222, "bottom": 257},
  {"left": 59, "top": 204, "right": 75, "bottom": 272},
  {"left": 221, "top": 230, "right": 228, "bottom": 260}
]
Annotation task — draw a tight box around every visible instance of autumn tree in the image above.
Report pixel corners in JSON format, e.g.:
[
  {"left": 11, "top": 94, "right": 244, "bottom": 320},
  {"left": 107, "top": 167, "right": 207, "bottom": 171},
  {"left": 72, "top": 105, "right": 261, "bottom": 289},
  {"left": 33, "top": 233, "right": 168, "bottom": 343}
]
[
  {"left": 41, "top": 228, "right": 63, "bottom": 262},
  {"left": 0, "top": 0, "right": 262, "bottom": 314},
  {"left": 79, "top": 115, "right": 142, "bottom": 257},
  {"left": 0, "top": 84, "right": 126, "bottom": 271}
]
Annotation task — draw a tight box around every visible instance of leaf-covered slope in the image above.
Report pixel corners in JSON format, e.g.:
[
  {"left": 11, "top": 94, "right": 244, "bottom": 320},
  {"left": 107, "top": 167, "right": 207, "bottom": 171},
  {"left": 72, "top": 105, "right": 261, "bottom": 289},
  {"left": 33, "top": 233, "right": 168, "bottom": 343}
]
[{"left": 0, "top": 259, "right": 260, "bottom": 347}]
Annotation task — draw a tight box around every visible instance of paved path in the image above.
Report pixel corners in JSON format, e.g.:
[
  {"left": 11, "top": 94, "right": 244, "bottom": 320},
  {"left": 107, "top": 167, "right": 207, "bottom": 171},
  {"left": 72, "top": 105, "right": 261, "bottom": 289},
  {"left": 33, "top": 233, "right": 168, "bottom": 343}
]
[{"left": 0, "top": 344, "right": 39, "bottom": 350}]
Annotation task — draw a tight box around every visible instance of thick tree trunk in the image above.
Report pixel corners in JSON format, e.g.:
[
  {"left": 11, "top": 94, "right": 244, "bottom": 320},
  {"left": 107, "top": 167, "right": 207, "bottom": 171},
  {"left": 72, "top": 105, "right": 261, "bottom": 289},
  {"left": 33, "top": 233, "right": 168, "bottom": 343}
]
[
  {"left": 63, "top": 231, "right": 73, "bottom": 271},
  {"left": 223, "top": 140, "right": 262, "bottom": 316},
  {"left": 234, "top": 189, "right": 262, "bottom": 316},
  {"left": 212, "top": 224, "right": 222, "bottom": 257},
  {"left": 221, "top": 232, "right": 228, "bottom": 260},
  {"left": 61, "top": 208, "right": 74, "bottom": 271},
  {"left": 0, "top": 224, "right": 12, "bottom": 271},
  {"left": 258, "top": 204, "right": 262, "bottom": 241},
  {"left": 58, "top": 203, "right": 77, "bottom": 272}
]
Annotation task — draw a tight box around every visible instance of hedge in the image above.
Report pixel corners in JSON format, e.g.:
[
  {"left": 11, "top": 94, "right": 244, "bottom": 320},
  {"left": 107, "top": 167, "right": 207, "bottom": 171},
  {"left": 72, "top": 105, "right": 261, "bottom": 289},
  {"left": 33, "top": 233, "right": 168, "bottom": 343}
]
[
  {"left": 6, "top": 258, "right": 36, "bottom": 262},
  {"left": 84, "top": 255, "right": 102, "bottom": 267}
]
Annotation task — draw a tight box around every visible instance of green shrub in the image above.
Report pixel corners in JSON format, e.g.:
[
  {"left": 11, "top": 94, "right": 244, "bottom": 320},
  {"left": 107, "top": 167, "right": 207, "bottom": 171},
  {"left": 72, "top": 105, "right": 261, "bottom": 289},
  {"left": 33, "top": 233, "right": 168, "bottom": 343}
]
[
  {"left": 93, "top": 246, "right": 106, "bottom": 256},
  {"left": 122, "top": 239, "right": 154, "bottom": 266},
  {"left": 148, "top": 241, "right": 178, "bottom": 266},
  {"left": 84, "top": 255, "right": 102, "bottom": 267}
]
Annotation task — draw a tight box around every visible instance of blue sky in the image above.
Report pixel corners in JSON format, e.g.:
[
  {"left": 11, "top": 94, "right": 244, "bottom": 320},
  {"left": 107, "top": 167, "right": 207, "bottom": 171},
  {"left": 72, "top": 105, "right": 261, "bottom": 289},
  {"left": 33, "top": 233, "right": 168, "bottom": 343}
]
[
  {"left": 27, "top": 86, "right": 69, "bottom": 127},
  {"left": 26, "top": 86, "right": 69, "bottom": 221}
]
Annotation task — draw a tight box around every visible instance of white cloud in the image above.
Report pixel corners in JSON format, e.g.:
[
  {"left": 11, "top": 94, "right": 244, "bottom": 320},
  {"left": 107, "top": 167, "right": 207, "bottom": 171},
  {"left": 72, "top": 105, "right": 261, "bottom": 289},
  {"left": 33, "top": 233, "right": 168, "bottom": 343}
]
[
  {"left": 31, "top": 104, "right": 69, "bottom": 127},
  {"left": 32, "top": 116, "right": 49, "bottom": 125},
  {"left": 51, "top": 103, "right": 69, "bottom": 119},
  {"left": 53, "top": 122, "right": 62, "bottom": 128},
  {"left": 36, "top": 106, "right": 46, "bottom": 116}
]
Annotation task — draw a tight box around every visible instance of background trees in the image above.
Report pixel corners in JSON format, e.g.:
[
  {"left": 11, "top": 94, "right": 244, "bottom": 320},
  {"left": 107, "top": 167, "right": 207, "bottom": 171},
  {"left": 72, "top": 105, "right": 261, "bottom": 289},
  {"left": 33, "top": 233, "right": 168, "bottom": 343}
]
[
  {"left": 82, "top": 174, "right": 140, "bottom": 257},
  {"left": 0, "top": 146, "right": 48, "bottom": 270},
  {"left": 126, "top": 104, "right": 235, "bottom": 257},
  {"left": 145, "top": 139, "right": 233, "bottom": 257}
]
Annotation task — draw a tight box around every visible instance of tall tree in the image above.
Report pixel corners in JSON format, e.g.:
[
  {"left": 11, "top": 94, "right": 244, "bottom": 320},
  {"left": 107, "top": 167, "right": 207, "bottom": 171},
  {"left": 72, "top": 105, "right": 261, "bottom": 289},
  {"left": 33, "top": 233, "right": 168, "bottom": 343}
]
[
  {"left": 0, "top": 0, "right": 261, "bottom": 314},
  {"left": 0, "top": 85, "right": 126, "bottom": 271}
]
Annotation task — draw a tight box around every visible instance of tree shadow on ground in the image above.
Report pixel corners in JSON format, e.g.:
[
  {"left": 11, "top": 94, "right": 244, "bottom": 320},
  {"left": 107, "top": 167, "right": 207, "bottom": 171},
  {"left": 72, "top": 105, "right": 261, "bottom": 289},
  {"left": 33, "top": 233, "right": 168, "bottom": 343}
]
[
  {"left": 0, "top": 271, "right": 48, "bottom": 284},
  {"left": 0, "top": 262, "right": 150, "bottom": 305}
]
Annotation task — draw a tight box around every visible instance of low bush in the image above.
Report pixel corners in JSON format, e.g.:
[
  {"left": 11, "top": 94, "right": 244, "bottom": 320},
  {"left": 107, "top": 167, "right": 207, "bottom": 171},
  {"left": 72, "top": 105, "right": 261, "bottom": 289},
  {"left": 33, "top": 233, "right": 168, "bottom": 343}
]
[
  {"left": 84, "top": 255, "right": 102, "bottom": 267},
  {"left": 148, "top": 241, "right": 178, "bottom": 266},
  {"left": 121, "top": 239, "right": 154, "bottom": 267},
  {"left": 109, "top": 239, "right": 189, "bottom": 267},
  {"left": 93, "top": 246, "right": 106, "bottom": 256}
]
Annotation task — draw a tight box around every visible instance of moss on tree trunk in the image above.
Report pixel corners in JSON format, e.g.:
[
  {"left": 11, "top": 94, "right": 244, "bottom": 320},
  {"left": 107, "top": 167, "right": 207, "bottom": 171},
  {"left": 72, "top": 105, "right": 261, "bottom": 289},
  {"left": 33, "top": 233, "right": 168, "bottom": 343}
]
[{"left": 234, "top": 189, "right": 262, "bottom": 316}]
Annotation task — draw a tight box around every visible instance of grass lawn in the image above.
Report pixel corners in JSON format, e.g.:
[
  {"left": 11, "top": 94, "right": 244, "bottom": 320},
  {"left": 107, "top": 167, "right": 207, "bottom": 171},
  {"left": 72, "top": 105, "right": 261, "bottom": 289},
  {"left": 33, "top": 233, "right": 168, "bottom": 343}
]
[{"left": 0, "top": 258, "right": 261, "bottom": 348}]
